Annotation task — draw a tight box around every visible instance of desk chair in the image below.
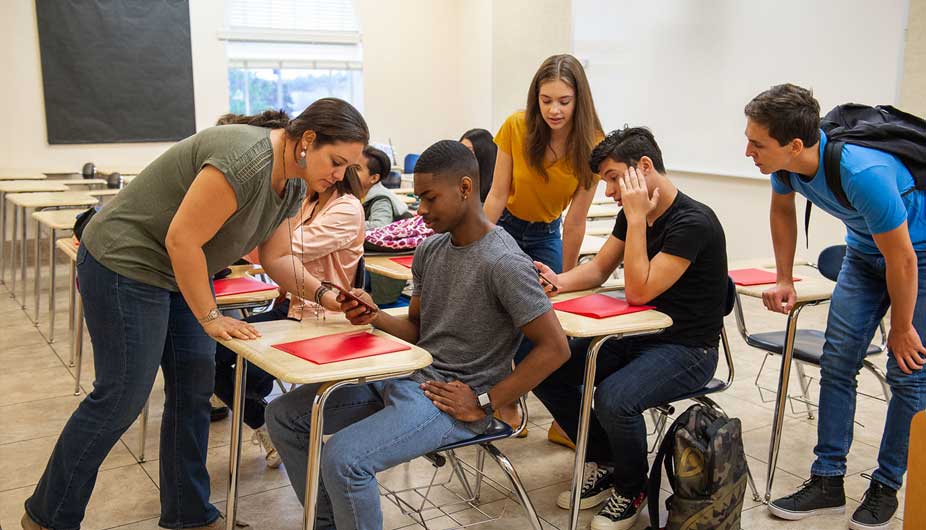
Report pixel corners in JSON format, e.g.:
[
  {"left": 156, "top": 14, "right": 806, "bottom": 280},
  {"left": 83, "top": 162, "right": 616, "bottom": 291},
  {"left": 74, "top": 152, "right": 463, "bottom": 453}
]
[
  {"left": 379, "top": 397, "right": 543, "bottom": 530},
  {"left": 403, "top": 154, "right": 420, "bottom": 174},
  {"left": 648, "top": 278, "right": 762, "bottom": 502},
  {"left": 735, "top": 246, "right": 890, "bottom": 419}
]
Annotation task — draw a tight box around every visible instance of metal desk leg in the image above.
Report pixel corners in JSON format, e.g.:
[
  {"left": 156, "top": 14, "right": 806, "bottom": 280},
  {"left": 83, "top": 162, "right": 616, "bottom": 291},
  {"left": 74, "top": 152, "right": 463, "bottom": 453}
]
[
  {"left": 764, "top": 302, "right": 808, "bottom": 502},
  {"left": 10, "top": 205, "right": 18, "bottom": 297},
  {"left": 20, "top": 207, "right": 28, "bottom": 307},
  {"left": 48, "top": 229, "right": 57, "bottom": 342},
  {"left": 304, "top": 380, "right": 354, "bottom": 530},
  {"left": 0, "top": 192, "right": 6, "bottom": 284},
  {"left": 72, "top": 294, "right": 84, "bottom": 395},
  {"left": 568, "top": 335, "right": 617, "bottom": 530},
  {"left": 67, "top": 260, "right": 76, "bottom": 365},
  {"left": 226, "top": 356, "right": 249, "bottom": 530},
  {"left": 33, "top": 220, "right": 41, "bottom": 324}
]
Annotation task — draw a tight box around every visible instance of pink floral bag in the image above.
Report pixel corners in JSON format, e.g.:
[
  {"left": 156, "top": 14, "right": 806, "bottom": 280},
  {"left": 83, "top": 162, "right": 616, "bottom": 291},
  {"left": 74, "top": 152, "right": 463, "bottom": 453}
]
[{"left": 364, "top": 215, "right": 434, "bottom": 252}]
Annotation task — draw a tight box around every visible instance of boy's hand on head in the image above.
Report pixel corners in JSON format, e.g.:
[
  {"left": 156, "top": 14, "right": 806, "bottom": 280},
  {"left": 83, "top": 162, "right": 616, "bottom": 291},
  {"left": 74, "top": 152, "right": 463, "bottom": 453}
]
[
  {"left": 533, "top": 260, "right": 560, "bottom": 297},
  {"left": 338, "top": 288, "right": 379, "bottom": 325},
  {"left": 619, "top": 166, "right": 660, "bottom": 224},
  {"left": 420, "top": 380, "right": 485, "bottom": 422}
]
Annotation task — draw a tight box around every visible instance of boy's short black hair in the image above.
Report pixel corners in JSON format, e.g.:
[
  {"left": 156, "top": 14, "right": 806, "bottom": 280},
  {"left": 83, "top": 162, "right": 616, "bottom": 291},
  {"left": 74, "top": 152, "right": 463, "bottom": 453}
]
[
  {"left": 744, "top": 83, "right": 821, "bottom": 147},
  {"left": 414, "top": 140, "right": 480, "bottom": 189},
  {"left": 589, "top": 126, "right": 666, "bottom": 174}
]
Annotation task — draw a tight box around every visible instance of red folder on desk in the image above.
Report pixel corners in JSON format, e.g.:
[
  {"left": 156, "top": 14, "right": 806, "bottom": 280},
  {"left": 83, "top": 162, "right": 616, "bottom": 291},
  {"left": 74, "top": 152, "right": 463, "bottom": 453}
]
[
  {"left": 728, "top": 268, "right": 801, "bottom": 286},
  {"left": 213, "top": 277, "right": 277, "bottom": 297},
  {"left": 390, "top": 256, "right": 414, "bottom": 268},
  {"left": 552, "top": 294, "right": 654, "bottom": 319},
  {"left": 272, "top": 331, "right": 411, "bottom": 364}
]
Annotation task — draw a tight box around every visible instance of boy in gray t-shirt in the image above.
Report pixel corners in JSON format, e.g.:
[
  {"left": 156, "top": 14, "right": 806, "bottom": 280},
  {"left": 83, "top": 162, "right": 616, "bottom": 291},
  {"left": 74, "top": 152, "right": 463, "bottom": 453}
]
[{"left": 265, "top": 140, "right": 570, "bottom": 530}]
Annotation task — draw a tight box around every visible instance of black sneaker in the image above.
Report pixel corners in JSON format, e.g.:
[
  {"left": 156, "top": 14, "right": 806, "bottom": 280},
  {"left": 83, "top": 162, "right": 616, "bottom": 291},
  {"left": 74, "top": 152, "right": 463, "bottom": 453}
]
[
  {"left": 849, "top": 475, "right": 898, "bottom": 530},
  {"left": 767, "top": 475, "right": 846, "bottom": 520},
  {"left": 557, "top": 462, "right": 614, "bottom": 510},
  {"left": 210, "top": 405, "right": 229, "bottom": 422},
  {"left": 590, "top": 489, "right": 646, "bottom": 530}
]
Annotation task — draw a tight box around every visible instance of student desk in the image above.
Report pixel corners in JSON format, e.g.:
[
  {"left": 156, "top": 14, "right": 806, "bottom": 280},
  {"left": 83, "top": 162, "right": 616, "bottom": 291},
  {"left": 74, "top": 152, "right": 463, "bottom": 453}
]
[
  {"left": 7, "top": 192, "right": 97, "bottom": 309},
  {"left": 585, "top": 219, "right": 614, "bottom": 237},
  {"left": 0, "top": 173, "right": 47, "bottom": 180},
  {"left": 397, "top": 194, "right": 417, "bottom": 205},
  {"left": 392, "top": 187, "right": 414, "bottom": 195},
  {"left": 579, "top": 235, "right": 608, "bottom": 259},
  {"left": 55, "top": 238, "right": 85, "bottom": 394},
  {"left": 60, "top": 178, "right": 108, "bottom": 189},
  {"left": 88, "top": 188, "right": 120, "bottom": 199},
  {"left": 733, "top": 269, "right": 835, "bottom": 502},
  {"left": 0, "top": 181, "right": 69, "bottom": 285},
  {"left": 218, "top": 317, "right": 432, "bottom": 530},
  {"left": 32, "top": 209, "right": 85, "bottom": 341},
  {"left": 551, "top": 287, "right": 672, "bottom": 530},
  {"left": 584, "top": 203, "right": 620, "bottom": 220},
  {"left": 364, "top": 254, "right": 414, "bottom": 281}
]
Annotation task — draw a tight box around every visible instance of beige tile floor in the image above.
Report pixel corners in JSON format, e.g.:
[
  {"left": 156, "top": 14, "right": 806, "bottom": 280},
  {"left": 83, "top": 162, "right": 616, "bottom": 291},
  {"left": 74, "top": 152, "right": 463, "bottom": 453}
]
[{"left": 0, "top": 259, "right": 906, "bottom": 530}]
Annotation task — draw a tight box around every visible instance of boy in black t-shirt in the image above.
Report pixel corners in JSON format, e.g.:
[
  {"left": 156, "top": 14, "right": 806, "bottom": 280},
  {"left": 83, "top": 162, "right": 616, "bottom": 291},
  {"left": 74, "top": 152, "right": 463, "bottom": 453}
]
[{"left": 532, "top": 127, "right": 728, "bottom": 530}]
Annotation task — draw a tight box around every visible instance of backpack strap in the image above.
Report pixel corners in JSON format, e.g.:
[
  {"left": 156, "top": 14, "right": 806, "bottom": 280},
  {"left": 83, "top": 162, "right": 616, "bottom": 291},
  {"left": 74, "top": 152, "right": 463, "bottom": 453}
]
[
  {"left": 824, "top": 139, "right": 852, "bottom": 210},
  {"left": 777, "top": 170, "right": 813, "bottom": 249}
]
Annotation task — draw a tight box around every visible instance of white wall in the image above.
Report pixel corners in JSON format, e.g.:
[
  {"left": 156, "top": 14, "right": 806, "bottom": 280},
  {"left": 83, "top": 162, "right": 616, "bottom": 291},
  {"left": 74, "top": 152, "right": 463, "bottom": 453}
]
[{"left": 0, "top": 0, "right": 229, "bottom": 174}]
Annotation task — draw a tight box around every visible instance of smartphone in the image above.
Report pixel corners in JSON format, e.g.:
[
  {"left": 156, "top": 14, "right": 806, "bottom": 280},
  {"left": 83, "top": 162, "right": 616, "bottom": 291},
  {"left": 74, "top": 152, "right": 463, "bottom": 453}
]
[
  {"left": 536, "top": 269, "right": 558, "bottom": 293},
  {"left": 322, "top": 281, "right": 379, "bottom": 314}
]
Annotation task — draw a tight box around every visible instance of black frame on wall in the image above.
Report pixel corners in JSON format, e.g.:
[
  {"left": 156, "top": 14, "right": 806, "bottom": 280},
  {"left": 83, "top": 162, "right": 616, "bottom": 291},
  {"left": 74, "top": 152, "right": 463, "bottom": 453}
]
[{"left": 35, "top": 0, "right": 196, "bottom": 144}]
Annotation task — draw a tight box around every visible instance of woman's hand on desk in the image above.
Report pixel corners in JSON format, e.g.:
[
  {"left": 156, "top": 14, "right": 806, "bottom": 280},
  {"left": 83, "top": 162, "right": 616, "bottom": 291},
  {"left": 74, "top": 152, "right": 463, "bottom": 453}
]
[
  {"left": 421, "top": 380, "right": 485, "bottom": 422},
  {"left": 203, "top": 316, "right": 261, "bottom": 341},
  {"left": 762, "top": 282, "right": 797, "bottom": 314}
]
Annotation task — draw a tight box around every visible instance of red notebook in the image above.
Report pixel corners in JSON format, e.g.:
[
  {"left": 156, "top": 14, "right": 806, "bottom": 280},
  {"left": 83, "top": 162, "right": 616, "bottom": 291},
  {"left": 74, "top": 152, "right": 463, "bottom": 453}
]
[
  {"left": 728, "top": 268, "right": 801, "bottom": 286},
  {"left": 553, "top": 293, "right": 654, "bottom": 319},
  {"left": 390, "top": 256, "right": 414, "bottom": 268},
  {"left": 272, "top": 331, "right": 411, "bottom": 365},
  {"left": 214, "top": 277, "right": 277, "bottom": 297}
]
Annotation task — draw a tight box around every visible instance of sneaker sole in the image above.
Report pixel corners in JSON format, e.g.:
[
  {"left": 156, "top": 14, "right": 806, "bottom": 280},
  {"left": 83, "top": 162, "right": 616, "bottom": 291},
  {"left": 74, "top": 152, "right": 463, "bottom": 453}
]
[
  {"left": 590, "top": 512, "right": 640, "bottom": 530},
  {"left": 767, "top": 503, "right": 845, "bottom": 520},
  {"left": 849, "top": 519, "right": 892, "bottom": 530},
  {"left": 557, "top": 488, "right": 612, "bottom": 510}
]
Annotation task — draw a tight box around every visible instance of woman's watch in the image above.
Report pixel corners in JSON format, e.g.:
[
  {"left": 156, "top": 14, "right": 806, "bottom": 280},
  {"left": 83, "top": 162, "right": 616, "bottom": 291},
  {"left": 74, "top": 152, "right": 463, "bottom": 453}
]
[
  {"left": 198, "top": 307, "right": 221, "bottom": 324},
  {"left": 477, "top": 392, "right": 493, "bottom": 417}
]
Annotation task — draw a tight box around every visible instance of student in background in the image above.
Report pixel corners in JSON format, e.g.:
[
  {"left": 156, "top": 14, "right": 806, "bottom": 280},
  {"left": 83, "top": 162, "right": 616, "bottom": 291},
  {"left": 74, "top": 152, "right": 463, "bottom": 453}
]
[
  {"left": 746, "top": 84, "right": 926, "bottom": 530},
  {"left": 460, "top": 128, "right": 498, "bottom": 202},
  {"left": 22, "top": 99, "right": 368, "bottom": 530},
  {"left": 484, "top": 53, "right": 604, "bottom": 274},
  {"left": 533, "top": 128, "right": 727, "bottom": 530},
  {"left": 356, "top": 145, "right": 412, "bottom": 305},
  {"left": 265, "top": 140, "right": 570, "bottom": 530},
  {"left": 212, "top": 166, "right": 365, "bottom": 469}
]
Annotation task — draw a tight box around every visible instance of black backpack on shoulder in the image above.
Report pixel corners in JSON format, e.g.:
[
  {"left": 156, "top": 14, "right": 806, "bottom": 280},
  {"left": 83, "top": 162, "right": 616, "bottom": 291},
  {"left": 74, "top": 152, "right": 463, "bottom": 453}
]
[{"left": 774, "top": 103, "right": 926, "bottom": 244}]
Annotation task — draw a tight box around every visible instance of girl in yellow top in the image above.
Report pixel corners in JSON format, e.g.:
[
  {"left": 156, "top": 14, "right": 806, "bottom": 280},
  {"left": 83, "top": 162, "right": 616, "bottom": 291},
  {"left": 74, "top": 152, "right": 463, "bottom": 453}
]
[{"left": 484, "top": 54, "right": 604, "bottom": 273}]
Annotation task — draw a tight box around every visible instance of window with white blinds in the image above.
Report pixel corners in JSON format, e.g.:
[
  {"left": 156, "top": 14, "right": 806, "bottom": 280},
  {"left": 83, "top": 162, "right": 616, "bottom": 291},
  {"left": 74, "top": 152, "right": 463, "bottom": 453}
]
[{"left": 222, "top": 0, "right": 363, "bottom": 116}]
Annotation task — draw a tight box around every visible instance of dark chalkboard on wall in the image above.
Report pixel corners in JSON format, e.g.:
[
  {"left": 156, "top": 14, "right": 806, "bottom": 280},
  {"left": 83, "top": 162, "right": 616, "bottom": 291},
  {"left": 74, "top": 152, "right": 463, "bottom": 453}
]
[{"left": 35, "top": 0, "right": 196, "bottom": 144}]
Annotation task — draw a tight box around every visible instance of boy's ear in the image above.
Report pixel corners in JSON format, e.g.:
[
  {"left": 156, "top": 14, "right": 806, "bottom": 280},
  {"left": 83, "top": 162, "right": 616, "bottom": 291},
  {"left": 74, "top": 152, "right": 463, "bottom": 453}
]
[{"left": 460, "top": 175, "right": 474, "bottom": 198}]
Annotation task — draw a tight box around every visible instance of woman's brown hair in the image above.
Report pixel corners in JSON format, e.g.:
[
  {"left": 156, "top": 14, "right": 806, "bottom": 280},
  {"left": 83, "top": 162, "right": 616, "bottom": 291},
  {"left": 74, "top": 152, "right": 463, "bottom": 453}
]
[{"left": 524, "top": 54, "right": 603, "bottom": 190}]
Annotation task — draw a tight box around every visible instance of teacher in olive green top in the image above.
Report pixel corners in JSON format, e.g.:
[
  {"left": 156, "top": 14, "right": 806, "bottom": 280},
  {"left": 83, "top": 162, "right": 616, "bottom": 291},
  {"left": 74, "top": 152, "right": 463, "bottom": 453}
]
[{"left": 24, "top": 98, "right": 369, "bottom": 530}]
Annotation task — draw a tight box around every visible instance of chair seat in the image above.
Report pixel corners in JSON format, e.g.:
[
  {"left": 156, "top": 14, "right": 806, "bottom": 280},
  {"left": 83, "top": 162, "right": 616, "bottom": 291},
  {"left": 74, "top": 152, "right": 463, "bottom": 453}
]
[
  {"left": 746, "top": 329, "right": 883, "bottom": 364},
  {"left": 434, "top": 418, "right": 513, "bottom": 452},
  {"left": 669, "top": 377, "right": 726, "bottom": 403}
]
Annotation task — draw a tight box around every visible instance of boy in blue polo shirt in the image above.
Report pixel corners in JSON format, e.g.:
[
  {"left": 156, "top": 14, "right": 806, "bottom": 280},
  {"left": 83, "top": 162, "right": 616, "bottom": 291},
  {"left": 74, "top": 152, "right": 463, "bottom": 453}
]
[{"left": 744, "top": 83, "right": 926, "bottom": 530}]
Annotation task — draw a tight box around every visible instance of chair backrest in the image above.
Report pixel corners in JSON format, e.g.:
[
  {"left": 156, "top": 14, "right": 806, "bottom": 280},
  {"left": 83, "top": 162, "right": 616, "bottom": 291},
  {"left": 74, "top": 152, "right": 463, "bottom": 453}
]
[
  {"left": 403, "top": 153, "right": 420, "bottom": 174},
  {"left": 723, "top": 276, "right": 736, "bottom": 317},
  {"left": 817, "top": 245, "right": 847, "bottom": 281},
  {"left": 353, "top": 256, "right": 366, "bottom": 289}
]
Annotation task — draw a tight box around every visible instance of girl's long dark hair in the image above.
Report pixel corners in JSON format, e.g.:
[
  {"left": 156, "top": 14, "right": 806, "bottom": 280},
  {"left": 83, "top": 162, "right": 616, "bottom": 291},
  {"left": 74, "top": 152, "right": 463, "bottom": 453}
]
[{"left": 460, "top": 128, "right": 497, "bottom": 202}]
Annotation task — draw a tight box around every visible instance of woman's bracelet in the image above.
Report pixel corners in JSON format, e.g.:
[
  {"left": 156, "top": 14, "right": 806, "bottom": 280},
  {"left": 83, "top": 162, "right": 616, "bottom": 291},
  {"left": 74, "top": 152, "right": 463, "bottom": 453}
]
[{"left": 314, "top": 285, "right": 331, "bottom": 306}]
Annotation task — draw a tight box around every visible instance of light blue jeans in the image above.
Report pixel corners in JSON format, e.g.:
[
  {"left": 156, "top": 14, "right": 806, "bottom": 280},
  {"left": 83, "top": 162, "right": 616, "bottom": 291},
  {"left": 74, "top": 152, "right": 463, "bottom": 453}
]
[
  {"left": 812, "top": 248, "right": 926, "bottom": 490},
  {"left": 264, "top": 378, "right": 475, "bottom": 530}
]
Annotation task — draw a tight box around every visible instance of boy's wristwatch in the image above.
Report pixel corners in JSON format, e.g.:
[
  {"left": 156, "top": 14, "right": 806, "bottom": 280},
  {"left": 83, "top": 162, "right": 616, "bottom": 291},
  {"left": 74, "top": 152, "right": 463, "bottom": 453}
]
[{"left": 477, "top": 392, "right": 493, "bottom": 417}]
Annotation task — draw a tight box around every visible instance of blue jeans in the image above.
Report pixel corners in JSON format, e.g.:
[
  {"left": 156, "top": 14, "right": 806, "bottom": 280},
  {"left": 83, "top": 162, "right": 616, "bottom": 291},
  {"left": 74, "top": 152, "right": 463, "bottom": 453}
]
[
  {"left": 214, "top": 299, "right": 292, "bottom": 429},
  {"left": 497, "top": 209, "right": 563, "bottom": 273},
  {"left": 812, "top": 248, "right": 926, "bottom": 490},
  {"left": 532, "top": 337, "right": 718, "bottom": 495},
  {"left": 265, "top": 378, "right": 475, "bottom": 530},
  {"left": 26, "top": 246, "right": 219, "bottom": 530}
]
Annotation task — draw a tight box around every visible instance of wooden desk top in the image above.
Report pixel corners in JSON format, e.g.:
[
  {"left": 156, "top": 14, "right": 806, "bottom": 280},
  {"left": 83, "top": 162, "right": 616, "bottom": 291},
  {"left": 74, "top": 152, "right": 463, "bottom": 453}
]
[
  {"left": 56, "top": 238, "right": 79, "bottom": 261},
  {"left": 398, "top": 195, "right": 417, "bottom": 205},
  {"left": 0, "top": 181, "right": 69, "bottom": 193},
  {"left": 585, "top": 219, "right": 614, "bottom": 237},
  {"left": 551, "top": 287, "right": 672, "bottom": 338},
  {"left": 7, "top": 192, "right": 98, "bottom": 209},
  {"left": 393, "top": 187, "right": 414, "bottom": 195},
  {"left": 219, "top": 316, "right": 432, "bottom": 384},
  {"left": 215, "top": 271, "right": 280, "bottom": 306},
  {"left": 733, "top": 266, "right": 835, "bottom": 303},
  {"left": 88, "top": 189, "right": 120, "bottom": 197},
  {"left": 728, "top": 257, "right": 811, "bottom": 269},
  {"left": 365, "top": 255, "right": 413, "bottom": 281},
  {"left": 579, "top": 235, "right": 608, "bottom": 257},
  {"left": 585, "top": 204, "right": 620, "bottom": 220},
  {"left": 32, "top": 209, "right": 86, "bottom": 230},
  {"left": 0, "top": 173, "right": 47, "bottom": 181},
  {"left": 60, "top": 179, "right": 108, "bottom": 187}
]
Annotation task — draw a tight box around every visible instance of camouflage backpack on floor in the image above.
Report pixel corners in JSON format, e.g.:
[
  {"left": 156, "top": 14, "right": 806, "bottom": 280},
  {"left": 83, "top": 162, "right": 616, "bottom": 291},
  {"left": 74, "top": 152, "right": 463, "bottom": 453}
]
[{"left": 647, "top": 403, "right": 747, "bottom": 530}]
